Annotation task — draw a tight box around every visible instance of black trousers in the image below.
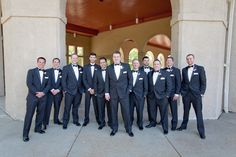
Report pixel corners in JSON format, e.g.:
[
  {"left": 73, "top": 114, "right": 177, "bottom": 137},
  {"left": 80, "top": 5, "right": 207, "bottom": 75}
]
[
  {"left": 97, "top": 96, "right": 112, "bottom": 126},
  {"left": 168, "top": 96, "right": 178, "bottom": 129},
  {"left": 23, "top": 96, "right": 46, "bottom": 137},
  {"left": 110, "top": 96, "right": 132, "bottom": 132},
  {"left": 63, "top": 92, "right": 82, "bottom": 125},
  {"left": 181, "top": 92, "right": 205, "bottom": 136},
  {"left": 43, "top": 93, "right": 63, "bottom": 126},
  {"left": 84, "top": 92, "right": 99, "bottom": 124},
  {"left": 149, "top": 97, "right": 168, "bottom": 132},
  {"left": 130, "top": 93, "right": 144, "bottom": 127}
]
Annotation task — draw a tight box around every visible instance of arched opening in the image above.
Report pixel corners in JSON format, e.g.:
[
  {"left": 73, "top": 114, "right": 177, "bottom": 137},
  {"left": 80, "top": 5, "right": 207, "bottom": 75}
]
[
  {"left": 128, "top": 48, "right": 139, "bottom": 68},
  {"left": 145, "top": 51, "right": 155, "bottom": 67},
  {"left": 119, "top": 39, "right": 139, "bottom": 63}
]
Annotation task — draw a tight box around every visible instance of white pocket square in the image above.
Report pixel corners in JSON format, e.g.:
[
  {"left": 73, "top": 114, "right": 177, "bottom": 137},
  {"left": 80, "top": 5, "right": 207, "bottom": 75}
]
[
  {"left": 59, "top": 76, "right": 62, "bottom": 78},
  {"left": 160, "top": 77, "right": 165, "bottom": 80},
  {"left": 45, "top": 77, "right": 49, "bottom": 79},
  {"left": 193, "top": 73, "right": 199, "bottom": 75},
  {"left": 170, "top": 74, "right": 175, "bottom": 77},
  {"left": 123, "top": 71, "right": 127, "bottom": 74},
  {"left": 80, "top": 71, "right": 83, "bottom": 73},
  {"left": 139, "top": 78, "right": 143, "bottom": 80}
]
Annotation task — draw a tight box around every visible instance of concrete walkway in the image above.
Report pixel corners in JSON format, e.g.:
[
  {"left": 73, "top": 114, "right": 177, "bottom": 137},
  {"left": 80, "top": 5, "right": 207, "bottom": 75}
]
[{"left": 0, "top": 96, "right": 236, "bottom": 157}]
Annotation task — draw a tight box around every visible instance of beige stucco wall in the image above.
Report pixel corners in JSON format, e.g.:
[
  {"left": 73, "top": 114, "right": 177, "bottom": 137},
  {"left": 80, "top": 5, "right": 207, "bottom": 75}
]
[
  {"left": 1, "top": 0, "right": 67, "bottom": 120},
  {"left": 229, "top": 1, "right": 236, "bottom": 112},
  {"left": 171, "top": 0, "right": 228, "bottom": 119},
  {"left": 0, "top": 1, "right": 4, "bottom": 97},
  {"left": 91, "top": 17, "right": 171, "bottom": 62}
]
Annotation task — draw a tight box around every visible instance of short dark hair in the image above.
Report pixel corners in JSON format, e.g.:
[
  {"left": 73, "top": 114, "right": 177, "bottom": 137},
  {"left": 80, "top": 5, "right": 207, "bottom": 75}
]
[
  {"left": 71, "top": 53, "right": 78, "bottom": 57},
  {"left": 52, "top": 58, "right": 60, "bottom": 62},
  {"left": 37, "top": 57, "right": 46, "bottom": 63},
  {"left": 186, "top": 53, "right": 195, "bottom": 58},
  {"left": 89, "top": 52, "right": 97, "bottom": 57},
  {"left": 153, "top": 59, "right": 161, "bottom": 64},
  {"left": 99, "top": 57, "right": 107, "bottom": 62},
  {"left": 167, "top": 55, "right": 174, "bottom": 61},
  {"left": 113, "top": 51, "right": 121, "bottom": 56},
  {"left": 142, "top": 56, "right": 149, "bottom": 61}
]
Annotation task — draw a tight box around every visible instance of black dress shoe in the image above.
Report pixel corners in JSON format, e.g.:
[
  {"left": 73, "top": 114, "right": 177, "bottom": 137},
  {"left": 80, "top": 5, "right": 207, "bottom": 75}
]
[
  {"left": 34, "top": 130, "right": 45, "bottom": 134},
  {"left": 139, "top": 126, "right": 144, "bottom": 130},
  {"left": 63, "top": 125, "right": 67, "bottom": 129},
  {"left": 164, "top": 130, "right": 168, "bottom": 135},
  {"left": 177, "top": 126, "right": 187, "bottom": 131},
  {"left": 200, "top": 134, "right": 206, "bottom": 139},
  {"left": 171, "top": 127, "right": 176, "bottom": 131},
  {"left": 157, "top": 121, "right": 161, "bottom": 125},
  {"left": 145, "top": 123, "right": 156, "bottom": 128},
  {"left": 110, "top": 130, "right": 117, "bottom": 136},
  {"left": 82, "top": 122, "right": 88, "bottom": 127},
  {"left": 23, "top": 136, "right": 29, "bottom": 142},
  {"left": 98, "top": 125, "right": 105, "bottom": 130},
  {"left": 73, "top": 122, "right": 81, "bottom": 126},
  {"left": 56, "top": 121, "right": 63, "bottom": 125},
  {"left": 128, "top": 132, "right": 134, "bottom": 137}
]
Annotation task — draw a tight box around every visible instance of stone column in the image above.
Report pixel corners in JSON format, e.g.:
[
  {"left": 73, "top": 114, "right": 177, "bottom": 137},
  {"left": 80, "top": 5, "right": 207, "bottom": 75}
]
[
  {"left": 0, "top": 1, "right": 5, "bottom": 97},
  {"left": 1, "top": 0, "right": 67, "bottom": 120},
  {"left": 171, "top": 0, "right": 228, "bottom": 119}
]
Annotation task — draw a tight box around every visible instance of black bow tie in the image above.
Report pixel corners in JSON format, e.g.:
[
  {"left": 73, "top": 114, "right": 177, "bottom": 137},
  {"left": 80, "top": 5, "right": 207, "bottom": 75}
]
[
  {"left": 72, "top": 64, "right": 78, "bottom": 67},
  {"left": 90, "top": 64, "right": 95, "bottom": 67},
  {"left": 102, "top": 69, "right": 106, "bottom": 71},
  {"left": 132, "top": 70, "right": 138, "bottom": 73},
  {"left": 154, "top": 71, "right": 160, "bottom": 73},
  {"left": 167, "top": 67, "right": 171, "bottom": 70},
  {"left": 38, "top": 69, "right": 44, "bottom": 71},
  {"left": 114, "top": 64, "right": 120, "bottom": 66},
  {"left": 54, "top": 68, "right": 59, "bottom": 71},
  {"left": 188, "top": 65, "right": 194, "bottom": 68},
  {"left": 144, "top": 67, "right": 149, "bottom": 69}
]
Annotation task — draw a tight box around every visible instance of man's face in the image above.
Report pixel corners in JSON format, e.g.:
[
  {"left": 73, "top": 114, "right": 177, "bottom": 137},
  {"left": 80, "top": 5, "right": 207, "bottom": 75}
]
[
  {"left": 100, "top": 59, "right": 107, "bottom": 69},
  {"left": 89, "top": 55, "right": 96, "bottom": 63},
  {"left": 52, "top": 59, "right": 60, "bottom": 69},
  {"left": 71, "top": 55, "right": 78, "bottom": 64},
  {"left": 132, "top": 60, "right": 140, "bottom": 70},
  {"left": 166, "top": 58, "right": 174, "bottom": 67},
  {"left": 113, "top": 53, "right": 121, "bottom": 64},
  {"left": 37, "top": 59, "right": 46, "bottom": 69},
  {"left": 186, "top": 55, "right": 194, "bottom": 65},
  {"left": 153, "top": 61, "right": 161, "bottom": 71},
  {"left": 143, "top": 58, "right": 149, "bottom": 66}
]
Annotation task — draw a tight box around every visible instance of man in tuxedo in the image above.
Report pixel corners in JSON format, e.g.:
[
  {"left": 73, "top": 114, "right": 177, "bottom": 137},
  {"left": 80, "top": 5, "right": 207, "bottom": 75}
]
[
  {"left": 82, "top": 52, "right": 100, "bottom": 126},
  {"left": 43, "top": 58, "right": 63, "bottom": 130},
  {"left": 177, "top": 54, "right": 207, "bottom": 139},
  {"left": 94, "top": 57, "right": 112, "bottom": 130},
  {"left": 105, "top": 51, "right": 134, "bottom": 137},
  {"left": 140, "top": 56, "right": 153, "bottom": 75},
  {"left": 146, "top": 59, "right": 172, "bottom": 134},
  {"left": 164, "top": 56, "right": 181, "bottom": 130},
  {"left": 130, "top": 59, "right": 148, "bottom": 130},
  {"left": 23, "top": 57, "right": 51, "bottom": 142},
  {"left": 62, "top": 53, "right": 84, "bottom": 129}
]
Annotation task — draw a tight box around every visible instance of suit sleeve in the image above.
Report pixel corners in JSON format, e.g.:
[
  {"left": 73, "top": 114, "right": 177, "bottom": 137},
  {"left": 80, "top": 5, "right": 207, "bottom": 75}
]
[
  {"left": 143, "top": 73, "right": 148, "bottom": 96},
  {"left": 26, "top": 69, "right": 37, "bottom": 95},
  {"left": 166, "top": 72, "right": 172, "bottom": 97},
  {"left": 82, "top": 66, "right": 90, "bottom": 91},
  {"left": 127, "top": 65, "right": 133, "bottom": 91},
  {"left": 105, "top": 68, "right": 110, "bottom": 94},
  {"left": 200, "top": 67, "right": 207, "bottom": 95},
  {"left": 62, "top": 66, "right": 68, "bottom": 92},
  {"left": 175, "top": 68, "right": 181, "bottom": 94}
]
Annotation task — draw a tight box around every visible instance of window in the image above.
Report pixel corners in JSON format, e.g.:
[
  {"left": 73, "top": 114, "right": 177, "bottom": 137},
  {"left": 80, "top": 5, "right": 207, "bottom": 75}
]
[
  {"left": 119, "top": 48, "right": 125, "bottom": 62},
  {"left": 157, "top": 53, "right": 165, "bottom": 68},
  {"left": 145, "top": 51, "right": 154, "bottom": 67},
  {"left": 128, "top": 48, "right": 138, "bottom": 68},
  {"left": 67, "top": 45, "right": 84, "bottom": 66}
]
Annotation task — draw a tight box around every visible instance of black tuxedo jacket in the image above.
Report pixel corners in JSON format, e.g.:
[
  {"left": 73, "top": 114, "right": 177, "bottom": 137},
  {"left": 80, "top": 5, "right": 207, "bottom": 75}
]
[
  {"left": 132, "top": 70, "right": 148, "bottom": 98},
  {"left": 105, "top": 63, "right": 133, "bottom": 99},
  {"left": 83, "top": 64, "right": 100, "bottom": 91},
  {"left": 62, "top": 64, "right": 84, "bottom": 95},
  {"left": 147, "top": 69, "right": 172, "bottom": 99},
  {"left": 164, "top": 66, "right": 181, "bottom": 96},
  {"left": 94, "top": 68, "right": 106, "bottom": 98},
  {"left": 181, "top": 64, "right": 206, "bottom": 97},
  {"left": 26, "top": 68, "right": 51, "bottom": 99},
  {"left": 46, "top": 68, "right": 62, "bottom": 91}
]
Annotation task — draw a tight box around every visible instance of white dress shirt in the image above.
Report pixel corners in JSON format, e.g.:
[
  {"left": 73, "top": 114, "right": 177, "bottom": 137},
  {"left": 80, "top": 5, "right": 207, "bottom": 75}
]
[
  {"left": 132, "top": 71, "right": 138, "bottom": 86},
  {"left": 102, "top": 70, "right": 106, "bottom": 82},
  {"left": 39, "top": 70, "right": 44, "bottom": 84},
  {"left": 54, "top": 69, "right": 59, "bottom": 83},
  {"left": 114, "top": 64, "right": 121, "bottom": 80},
  {"left": 72, "top": 65, "right": 79, "bottom": 80},
  {"left": 144, "top": 66, "right": 151, "bottom": 74},
  {"left": 153, "top": 71, "right": 159, "bottom": 85},
  {"left": 188, "top": 66, "right": 193, "bottom": 81},
  {"left": 90, "top": 63, "right": 95, "bottom": 77}
]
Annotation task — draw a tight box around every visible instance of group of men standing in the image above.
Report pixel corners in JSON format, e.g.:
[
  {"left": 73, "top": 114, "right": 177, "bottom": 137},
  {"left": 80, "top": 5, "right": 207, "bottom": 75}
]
[{"left": 22, "top": 51, "right": 206, "bottom": 142}]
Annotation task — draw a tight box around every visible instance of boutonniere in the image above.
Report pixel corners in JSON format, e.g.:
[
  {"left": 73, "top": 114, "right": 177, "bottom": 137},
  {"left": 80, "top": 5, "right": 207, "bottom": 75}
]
[
  {"left": 193, "top": 68, "right": 197, "bottom": 72},
  {"left": 44, "top": 71, "right": 47, "bottom": 75},
  {"left": 138, "top": 72, "right": 141, "bottom": 76},
  {"left": 78, "top": 68, "right": 82, "bottom": 71},
  {"left": 120, "top": 66, "right": 123, "bottom": 70},
  {"left": 95, "top": 68, "right": 97, "bottom": 71},
  {"left": 158, "top": 72, "right": 162, "bottom": 76},
  {"left": 166, "top": 69, "right": 171, "bottom": 72}
]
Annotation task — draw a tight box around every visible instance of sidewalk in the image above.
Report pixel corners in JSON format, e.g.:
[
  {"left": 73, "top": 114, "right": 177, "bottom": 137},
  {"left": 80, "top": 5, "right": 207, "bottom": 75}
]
[{"left": 0, "top": 96, "right": 236, "bottom": 157}]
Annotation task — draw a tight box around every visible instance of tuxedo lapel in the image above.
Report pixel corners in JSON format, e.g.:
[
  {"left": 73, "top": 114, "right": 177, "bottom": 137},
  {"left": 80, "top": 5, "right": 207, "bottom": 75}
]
[
  {"left": 35, "top": 68, "right": 42, "bottom": 85},
  {"left": 69, "top": 64, "right": 78, "bottom": 81}
]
